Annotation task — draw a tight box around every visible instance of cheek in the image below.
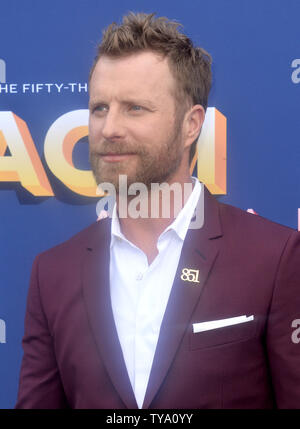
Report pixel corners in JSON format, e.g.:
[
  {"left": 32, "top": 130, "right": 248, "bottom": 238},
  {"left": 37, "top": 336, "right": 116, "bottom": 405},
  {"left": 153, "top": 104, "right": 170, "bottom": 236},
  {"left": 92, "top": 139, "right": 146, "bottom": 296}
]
[
  {"left": 88, "top": 118, "right": 103, "bottom": 143},
  {"left": 135, "top": 118, "right": 174, "bottom": 142}
]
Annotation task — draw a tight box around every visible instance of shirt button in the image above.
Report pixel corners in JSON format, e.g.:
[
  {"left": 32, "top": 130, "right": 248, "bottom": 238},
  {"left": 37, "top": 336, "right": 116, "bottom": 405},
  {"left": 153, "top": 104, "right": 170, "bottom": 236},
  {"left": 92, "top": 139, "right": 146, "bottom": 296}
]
[{"left": 136, "top": 272, "right": 143, "bottom": 281}]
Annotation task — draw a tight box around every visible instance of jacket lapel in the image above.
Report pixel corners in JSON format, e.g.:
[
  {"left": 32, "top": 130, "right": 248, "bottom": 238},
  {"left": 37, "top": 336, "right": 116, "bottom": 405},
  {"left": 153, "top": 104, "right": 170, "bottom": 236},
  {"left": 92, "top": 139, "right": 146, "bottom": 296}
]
[
  {"left": 142, "top": 187, "right": 223, "bottom": 408},
  {"left": 81, "top": 187, "right": 223, "bottom": 409},
  {"left": 82, "top": 219, "right": 138, "bottom": 409}
]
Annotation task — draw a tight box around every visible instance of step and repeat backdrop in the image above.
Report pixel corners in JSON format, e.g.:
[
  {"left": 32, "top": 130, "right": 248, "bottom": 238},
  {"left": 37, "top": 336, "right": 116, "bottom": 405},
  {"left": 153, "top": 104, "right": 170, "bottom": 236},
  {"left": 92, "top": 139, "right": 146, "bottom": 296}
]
[{"left": 0, "top": 0, "right": 299, "bottom": 408}]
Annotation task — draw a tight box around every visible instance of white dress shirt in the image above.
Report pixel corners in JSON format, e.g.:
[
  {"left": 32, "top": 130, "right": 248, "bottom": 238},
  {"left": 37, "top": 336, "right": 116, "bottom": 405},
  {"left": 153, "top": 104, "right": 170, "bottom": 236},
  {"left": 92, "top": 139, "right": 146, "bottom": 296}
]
[{"left": 109, "top": 177, "right": 202, "bottom": 408}]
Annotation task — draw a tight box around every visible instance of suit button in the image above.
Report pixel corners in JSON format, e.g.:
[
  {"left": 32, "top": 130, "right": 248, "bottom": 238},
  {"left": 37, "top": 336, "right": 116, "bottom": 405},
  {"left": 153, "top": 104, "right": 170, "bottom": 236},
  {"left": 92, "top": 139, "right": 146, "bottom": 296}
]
[{"left": 136, "top": 272, "right": 143, "bottom": 281}]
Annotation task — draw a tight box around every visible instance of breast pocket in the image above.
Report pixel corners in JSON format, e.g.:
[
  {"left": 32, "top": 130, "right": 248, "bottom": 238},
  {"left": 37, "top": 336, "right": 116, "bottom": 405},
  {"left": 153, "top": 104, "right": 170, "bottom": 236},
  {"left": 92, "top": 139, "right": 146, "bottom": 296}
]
[{"left": 190, "top": 318, "right": 259, "bottom": 350}]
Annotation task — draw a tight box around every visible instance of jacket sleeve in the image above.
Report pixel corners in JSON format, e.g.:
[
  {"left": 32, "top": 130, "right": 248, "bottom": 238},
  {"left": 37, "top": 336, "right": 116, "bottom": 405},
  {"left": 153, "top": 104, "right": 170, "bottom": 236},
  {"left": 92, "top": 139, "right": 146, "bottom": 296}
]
[
  {"left": 15, "top": 255, "right": 69, "bottom": 409},
  {"left": 267, "top": 230, "right": 300, "bottom": 408}
]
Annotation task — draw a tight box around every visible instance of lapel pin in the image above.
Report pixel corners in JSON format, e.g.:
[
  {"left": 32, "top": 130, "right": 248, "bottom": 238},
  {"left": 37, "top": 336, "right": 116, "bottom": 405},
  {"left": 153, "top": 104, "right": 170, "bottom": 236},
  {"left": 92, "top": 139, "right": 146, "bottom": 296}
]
[{"left": 181, "top": 268, "right": 200, "bottom": 283}]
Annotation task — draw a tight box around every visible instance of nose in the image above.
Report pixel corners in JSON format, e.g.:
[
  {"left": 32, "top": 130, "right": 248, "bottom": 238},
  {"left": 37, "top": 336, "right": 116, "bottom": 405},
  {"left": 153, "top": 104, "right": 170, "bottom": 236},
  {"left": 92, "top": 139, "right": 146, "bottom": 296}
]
[{"left": 101, "top": 107, "right": 125, "bottom": 141}]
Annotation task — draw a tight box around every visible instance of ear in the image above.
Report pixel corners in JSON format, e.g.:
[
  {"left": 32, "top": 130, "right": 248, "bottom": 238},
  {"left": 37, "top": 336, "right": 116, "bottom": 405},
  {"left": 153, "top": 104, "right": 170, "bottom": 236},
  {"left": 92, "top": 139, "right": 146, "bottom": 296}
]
[{"left": 183, "top": 104, "right": 205, "bottom": 149}]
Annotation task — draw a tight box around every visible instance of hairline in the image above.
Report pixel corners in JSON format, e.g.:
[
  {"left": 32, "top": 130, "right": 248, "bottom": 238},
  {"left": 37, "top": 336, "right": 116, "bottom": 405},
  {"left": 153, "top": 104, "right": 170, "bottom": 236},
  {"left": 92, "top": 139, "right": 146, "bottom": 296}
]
[{"left": 89, "top": 50, "right": 193, "bottom": 112}]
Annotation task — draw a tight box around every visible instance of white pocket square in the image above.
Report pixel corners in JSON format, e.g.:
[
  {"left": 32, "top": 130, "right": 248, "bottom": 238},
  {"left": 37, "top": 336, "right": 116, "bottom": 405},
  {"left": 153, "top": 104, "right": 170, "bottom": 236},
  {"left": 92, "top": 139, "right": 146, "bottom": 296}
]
[{"left": 193, "top": 315, "right": 254, "bottom": 333}]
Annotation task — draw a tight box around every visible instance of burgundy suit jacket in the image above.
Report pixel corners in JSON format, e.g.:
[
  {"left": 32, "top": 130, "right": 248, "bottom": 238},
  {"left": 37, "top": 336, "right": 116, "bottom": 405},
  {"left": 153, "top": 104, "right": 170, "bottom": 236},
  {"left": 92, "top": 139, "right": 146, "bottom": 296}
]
[{"left": 16, "top": 188, "right": 300, "bottom": 408}]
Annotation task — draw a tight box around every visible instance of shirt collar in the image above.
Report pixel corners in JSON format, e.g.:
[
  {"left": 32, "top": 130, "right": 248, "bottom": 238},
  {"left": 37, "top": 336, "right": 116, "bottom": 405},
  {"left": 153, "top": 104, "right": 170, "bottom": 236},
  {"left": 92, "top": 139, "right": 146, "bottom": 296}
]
[
  {"left": 110, "top": 177, "right": 202, "bottom": 246},
  {"left": 163, "top": 177, "right": 201, "bottom": 241}
]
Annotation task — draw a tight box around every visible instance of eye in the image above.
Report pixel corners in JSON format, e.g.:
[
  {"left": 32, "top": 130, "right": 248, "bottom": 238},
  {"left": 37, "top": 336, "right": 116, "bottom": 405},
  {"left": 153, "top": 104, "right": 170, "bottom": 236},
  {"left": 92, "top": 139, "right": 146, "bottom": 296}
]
[
  {"left": 92, "top": 104, "right": 109, "bottom": 114},
  {"left": 130, "top": 105, "right": 143, "bottom": 111}
]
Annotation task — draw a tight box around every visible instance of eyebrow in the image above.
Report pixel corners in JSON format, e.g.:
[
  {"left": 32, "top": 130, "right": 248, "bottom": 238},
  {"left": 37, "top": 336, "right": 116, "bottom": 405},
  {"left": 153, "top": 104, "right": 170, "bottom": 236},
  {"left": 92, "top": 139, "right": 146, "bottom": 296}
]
[{"left": 89, "top": 98, "right": 157, "bottom": 110}]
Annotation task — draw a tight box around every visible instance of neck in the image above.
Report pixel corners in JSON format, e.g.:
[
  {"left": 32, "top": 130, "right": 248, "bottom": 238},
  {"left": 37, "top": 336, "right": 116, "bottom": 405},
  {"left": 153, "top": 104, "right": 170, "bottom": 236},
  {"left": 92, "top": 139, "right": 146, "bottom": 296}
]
[{"left": 116, "top": 171, "right": 193, "bottom": 263}]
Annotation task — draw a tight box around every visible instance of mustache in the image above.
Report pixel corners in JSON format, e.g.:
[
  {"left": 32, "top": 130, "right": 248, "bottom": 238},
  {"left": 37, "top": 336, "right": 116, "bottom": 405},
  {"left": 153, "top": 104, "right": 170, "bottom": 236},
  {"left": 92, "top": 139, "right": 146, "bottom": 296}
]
[{"left": 90, "top": 140, "right": 143, "bottom": 156}]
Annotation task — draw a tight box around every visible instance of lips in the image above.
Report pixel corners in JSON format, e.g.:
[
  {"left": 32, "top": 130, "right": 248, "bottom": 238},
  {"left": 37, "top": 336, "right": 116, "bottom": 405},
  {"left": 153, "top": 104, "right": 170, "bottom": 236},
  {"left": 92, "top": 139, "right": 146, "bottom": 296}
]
[
  {"left": 99, "top": 153, "right": 136, "bottom": 162},
  {"left": 100, "top": 152, "right": 134, "bottom": 156}
]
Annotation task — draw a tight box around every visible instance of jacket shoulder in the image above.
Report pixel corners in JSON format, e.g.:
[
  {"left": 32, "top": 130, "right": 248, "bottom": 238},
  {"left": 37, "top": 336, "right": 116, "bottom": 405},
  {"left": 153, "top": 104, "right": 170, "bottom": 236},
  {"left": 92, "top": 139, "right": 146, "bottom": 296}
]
[
  {"left": 218, "top": 199, "right": 296, "bottom": 242},
  {"left": 36, "top": 218, "right": 110, "bottom": 264}
]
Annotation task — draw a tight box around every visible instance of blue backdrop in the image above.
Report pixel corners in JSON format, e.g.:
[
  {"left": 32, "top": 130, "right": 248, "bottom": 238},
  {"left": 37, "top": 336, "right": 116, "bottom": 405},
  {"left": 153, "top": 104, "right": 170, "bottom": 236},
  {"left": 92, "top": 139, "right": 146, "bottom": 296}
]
[{"left": 0, "top": 0, "right": 299, "bottom": 408}]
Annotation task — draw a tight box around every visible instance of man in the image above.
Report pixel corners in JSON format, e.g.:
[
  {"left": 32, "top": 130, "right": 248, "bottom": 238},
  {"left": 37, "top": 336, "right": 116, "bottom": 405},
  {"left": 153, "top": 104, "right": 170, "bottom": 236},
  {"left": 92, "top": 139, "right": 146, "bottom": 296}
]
[{"left": 16, "top": 12, "right": 300, "bottom": 409}]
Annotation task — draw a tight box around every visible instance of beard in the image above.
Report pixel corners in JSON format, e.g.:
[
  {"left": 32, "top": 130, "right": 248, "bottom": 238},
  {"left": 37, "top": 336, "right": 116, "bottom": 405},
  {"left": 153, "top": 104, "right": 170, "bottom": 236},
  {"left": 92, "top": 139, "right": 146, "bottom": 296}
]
[{"left": 89, "top": 120, "right": 184, "bottom": 193}]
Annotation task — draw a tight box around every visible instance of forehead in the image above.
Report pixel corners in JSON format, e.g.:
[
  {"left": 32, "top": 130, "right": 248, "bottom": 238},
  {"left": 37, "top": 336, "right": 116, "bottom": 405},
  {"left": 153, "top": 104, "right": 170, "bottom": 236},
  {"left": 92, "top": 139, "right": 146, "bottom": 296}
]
[{"left": 89, "top": 51, "right": 176, "bottom": 101}]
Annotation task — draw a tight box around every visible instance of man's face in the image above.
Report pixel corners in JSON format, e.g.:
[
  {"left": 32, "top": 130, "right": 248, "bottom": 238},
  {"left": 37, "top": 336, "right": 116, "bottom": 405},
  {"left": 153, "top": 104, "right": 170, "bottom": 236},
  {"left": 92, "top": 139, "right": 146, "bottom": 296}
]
[{"left": 88, "top": 51, "right": 187, "bottom": 191}]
